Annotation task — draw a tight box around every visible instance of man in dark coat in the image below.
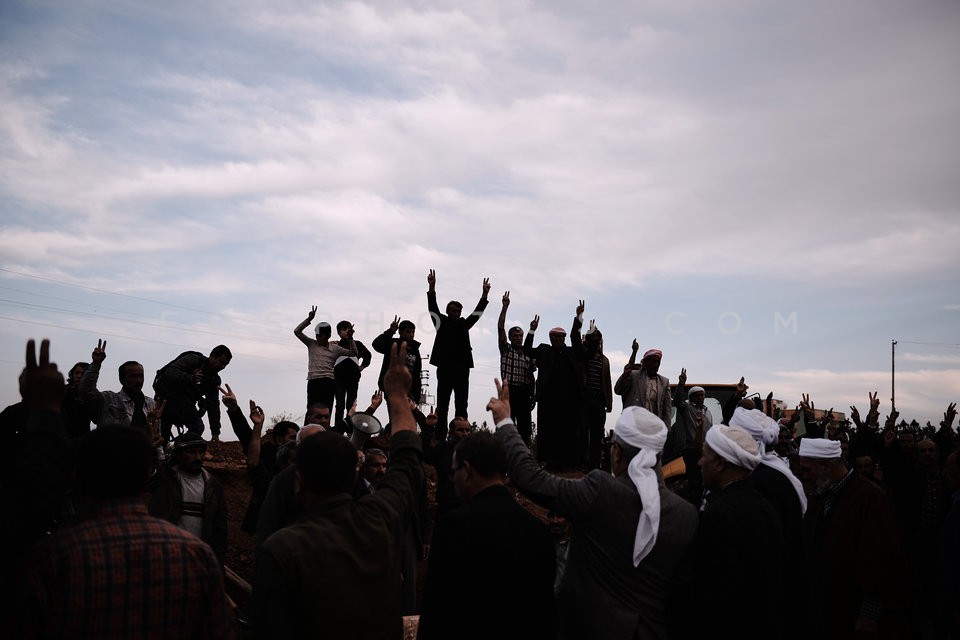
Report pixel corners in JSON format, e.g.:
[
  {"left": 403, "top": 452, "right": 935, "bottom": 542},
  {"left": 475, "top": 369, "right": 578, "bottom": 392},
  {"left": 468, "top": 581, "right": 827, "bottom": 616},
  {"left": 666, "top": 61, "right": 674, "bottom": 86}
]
[
  {"left": 372, "top": 317, "right": 422, "bottom": 404},
  {"left": 525, "top": 304, "right": 584, "bottom": 471},
  {"left": 426, "top": 269, "right": 490, "bottom": 427},
  {"left": 418, "top": 431, "right": 556, "bottom": 640},
  {"left": 488, "top": 382, "right": 698, "bottom": 640},
  {"left": 152, "top": 345, "right": 231, "bottom": 442},
  {"left": 793, "top": 437, "right": 912, "bottom": 639},
  {"left": 695, "top": 424, "right": 786, "bottom": 639},
  {"left": 251, "top": 342, "right": 425, "bottom": 639}
]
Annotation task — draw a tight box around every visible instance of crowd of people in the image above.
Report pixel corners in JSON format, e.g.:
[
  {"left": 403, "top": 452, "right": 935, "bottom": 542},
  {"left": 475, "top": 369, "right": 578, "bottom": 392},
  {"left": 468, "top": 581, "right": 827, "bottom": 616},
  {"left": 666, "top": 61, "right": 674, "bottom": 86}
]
[{"left": 1, "top": 269, "right": 958, "bottom": 640}]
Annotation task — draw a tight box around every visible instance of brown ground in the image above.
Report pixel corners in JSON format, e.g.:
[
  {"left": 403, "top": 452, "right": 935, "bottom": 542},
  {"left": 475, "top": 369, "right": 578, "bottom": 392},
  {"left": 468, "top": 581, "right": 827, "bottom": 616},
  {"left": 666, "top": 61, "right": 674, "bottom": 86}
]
[{"left": 203, "top": 438, "right": 574, "bottom": 621}]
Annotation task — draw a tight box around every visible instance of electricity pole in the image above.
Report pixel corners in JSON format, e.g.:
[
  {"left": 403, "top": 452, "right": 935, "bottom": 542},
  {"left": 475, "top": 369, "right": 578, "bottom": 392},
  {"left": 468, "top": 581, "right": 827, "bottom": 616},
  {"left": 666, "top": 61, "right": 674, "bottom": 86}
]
[{"left": 891, "top": 339, "right": 897, "bottom": 409}]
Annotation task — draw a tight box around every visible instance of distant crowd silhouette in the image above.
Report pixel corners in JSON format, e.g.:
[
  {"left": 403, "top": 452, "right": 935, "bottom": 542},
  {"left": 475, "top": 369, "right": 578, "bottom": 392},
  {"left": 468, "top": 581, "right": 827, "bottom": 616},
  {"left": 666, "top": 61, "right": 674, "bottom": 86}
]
[{"left": 2, "top": 269, "right": 958, "bottom": 639}]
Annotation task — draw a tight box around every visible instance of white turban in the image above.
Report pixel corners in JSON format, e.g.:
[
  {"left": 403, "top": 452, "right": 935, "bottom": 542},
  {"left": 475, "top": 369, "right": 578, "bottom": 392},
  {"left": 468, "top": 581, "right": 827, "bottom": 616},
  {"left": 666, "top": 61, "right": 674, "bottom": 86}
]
[
  {"left": 798, "top": 438, "right": 842, "bottom": 459},
  {"left": 729, "top": 407, "right": 779, "bottom": 448},
  {"left": 705, "top": 425, "right": 762, "bottom": 471},
  {"left": 688, "top": 386, "right": 705, "bottom": 397},
  {"left": 614, "top": 406, "right": 668, "bottom": 567},
  {"left": 730, "top": 407, "right": 807, "bottom": 513}
]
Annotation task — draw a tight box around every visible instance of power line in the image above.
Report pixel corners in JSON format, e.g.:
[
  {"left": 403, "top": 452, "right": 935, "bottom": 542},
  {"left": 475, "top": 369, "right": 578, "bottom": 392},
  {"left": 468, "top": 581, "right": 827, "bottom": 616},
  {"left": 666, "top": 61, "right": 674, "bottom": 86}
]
[
  {"left": 0, "top": 315, "right": 303, "bottom": 366},
  {"left": 0, "top": 266, "right": 281, "bottom": 330},
  {"left": 0, "top": 299, "right": 292, "bottom": 346},
  {"left": 898, "top": 340, "right": 960, "bottom": 349}
]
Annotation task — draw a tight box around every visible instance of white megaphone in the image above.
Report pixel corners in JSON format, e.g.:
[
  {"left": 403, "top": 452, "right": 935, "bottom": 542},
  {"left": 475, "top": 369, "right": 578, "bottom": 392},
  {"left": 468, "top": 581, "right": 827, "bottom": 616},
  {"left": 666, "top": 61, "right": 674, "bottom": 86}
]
[{"left": 348, "top": 412, "right": 383, "bottom": 449}]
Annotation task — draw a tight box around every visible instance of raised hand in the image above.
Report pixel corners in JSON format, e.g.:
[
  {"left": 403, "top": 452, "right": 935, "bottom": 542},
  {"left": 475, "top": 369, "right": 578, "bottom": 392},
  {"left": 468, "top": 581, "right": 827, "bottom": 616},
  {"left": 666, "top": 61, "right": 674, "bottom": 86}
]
[
  {"left": 146, "top": 399, "right": 166, "bottom": 448},
  {"left": 384, "top": 342, "right": 413, "bottom": 398},
  {"left": 885, "top": 410, "right": 900, "bottom": 429},
  {"left": 631, "top": 338, "right": 639, "bottom": 353},
  {"left": 370, "top": 389, "right": 384, "bottom": 411},
  {"left": 219, "top": 384, "right": 238, "bottom": 410},
  {"left": 427, "top": 269, "right": 436, "bottom": 289},
  {"left": 575, "top": 300, "right": 585, "bottom": 319},
  {"left": 735, "top": 377, "right": 749, "bottom": 398},
  {"left": 249, "top": 399, "right": 265, "bottom": 428},
  {"left": 482, "top": 277, "right": 491, "bottom": 296},
  {"left": 486, "top": 378, "right": 512, "bottom": 423},
  {"left": 389, "top": 315, "right": 400, "bottom": 332},
  {"left": 91, "top": 338, "right": 107, "bottom": 365},
  {"left": 869, "top": 391, "right": 880, "bottom": 412},
  {"left": 678, "top": 368, "right": 687, "bottom": 386},
  {"left": 502, "top": 291, "right": 510, "bottom": 307},
  {"left": 943, "top": 402, "right": 957, "bottom": 428},
  {"left": 20, "top": 338, "right": 66, "bottom": 412},
  {"left": 307, "top": 305, "right": 317, "bottom": 321},
  {"left": 529, "top": 314, "right": 539, "bottom": 332},
  {"left": 425, "top": 405, "right": 438, "bottom": 428}
]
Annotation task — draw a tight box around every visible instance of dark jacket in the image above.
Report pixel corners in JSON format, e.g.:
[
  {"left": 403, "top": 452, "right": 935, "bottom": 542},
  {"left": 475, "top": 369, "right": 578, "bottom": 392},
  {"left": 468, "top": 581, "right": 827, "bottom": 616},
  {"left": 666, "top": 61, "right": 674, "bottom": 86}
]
[
  {"left": 426, "top": 291, "right": 488, "bottom": 369},
  {"left": 418, "top": 484, "right": 557, "bottom": 640},
  {"left": 333, "top": 340, "right": 373, "bottom": 384},
  {"left": 146, "top": 462, "right": 227, "bottom": 565},
  {"left": 372, "top": 330, "right": 422, "bottom": 402},
  {"left": 152, "top": 351, "right": 222, "bottom": 432},
  {"left": 251, "top": 431, "right": 424, "bottom": 639}
]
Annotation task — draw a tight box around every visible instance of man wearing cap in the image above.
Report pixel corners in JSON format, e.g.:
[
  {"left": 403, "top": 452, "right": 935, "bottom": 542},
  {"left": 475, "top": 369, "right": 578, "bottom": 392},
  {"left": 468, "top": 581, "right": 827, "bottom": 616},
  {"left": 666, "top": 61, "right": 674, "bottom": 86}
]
[
  {"left": 426, "top": 269, "right": 491, "bottom": 429},
  {"left": 497, "top": 291, "right": 536, "bottom": 445},
  {"left": 487, "top": 380, "right": 698, "bottom": 640},
  {"left": 147, "top": 431, "right": 227, "bottom": 565},
  {"left": 694, "top": 424, "right": 786, "bottom": 638},
  {"left": 792, "top": 438, "right": 911, "bottom": 639},
  {"left": 294, "top": 305, "right": 358, "bottom": 411},
  {"left": 614, "top": 340, "right": 672, "bottom": 429},
  {"left": 665, "top": 367, "right": 713, "bottom": 504},
  {"left": 571, "top": 318, "right": 612, "bottom": 471},
  {"left": 525, "top": 302, "right": 586, "bottom": 471}
]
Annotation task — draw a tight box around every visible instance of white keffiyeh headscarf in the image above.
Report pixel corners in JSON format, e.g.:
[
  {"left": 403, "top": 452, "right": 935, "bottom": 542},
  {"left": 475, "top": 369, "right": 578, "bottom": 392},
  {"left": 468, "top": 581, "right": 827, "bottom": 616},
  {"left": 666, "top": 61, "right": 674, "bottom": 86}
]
[
  {"left": 705, "top": 425, "right": 762, "bottom": 470},
  {"left": 798, "top": 438, "right": 842, "bottom": 459},
  {"left": 729, "top": 407, "right": 807, "bottom": 513},
  {"left": 614, "top": 406, "right": 668, "bottom": 567}
]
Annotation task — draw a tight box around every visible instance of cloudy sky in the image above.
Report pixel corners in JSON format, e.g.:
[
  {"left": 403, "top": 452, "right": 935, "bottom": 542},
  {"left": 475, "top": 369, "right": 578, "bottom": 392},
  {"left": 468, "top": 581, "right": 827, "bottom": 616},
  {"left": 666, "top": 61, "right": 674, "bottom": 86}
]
[{"left": 2, "top": 0, "right": 959, "bottom": 439}]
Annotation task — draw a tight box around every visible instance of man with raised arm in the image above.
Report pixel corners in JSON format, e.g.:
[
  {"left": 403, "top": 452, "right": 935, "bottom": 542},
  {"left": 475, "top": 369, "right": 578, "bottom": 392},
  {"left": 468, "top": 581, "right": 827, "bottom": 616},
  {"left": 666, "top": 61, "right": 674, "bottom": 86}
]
[
  {"left": 497, "top": 291, "right": 536, "bottom": 445},
  {"left": 252, "top": 342, "right": 424, "bottom": 639},
  {"left": 426, "top": 269, "right": 490, "bottom": 428},
  {"left": 293, "top": 306, "right": 357, "bottom": 411},
  {"left": 79, "top": 339, "right": 159, "bottom": 440},
  {"left": 487, "top": 380, "right": 698, "bottom": 640},
  {"left": 372, "top": 315, "right": 423, "bottom": 403},
  {"left": 525, "top": 301, "right": 585, "bottom": 472},
  {"left": 614, "top": 340, "right": 671, "bottom": 429}
]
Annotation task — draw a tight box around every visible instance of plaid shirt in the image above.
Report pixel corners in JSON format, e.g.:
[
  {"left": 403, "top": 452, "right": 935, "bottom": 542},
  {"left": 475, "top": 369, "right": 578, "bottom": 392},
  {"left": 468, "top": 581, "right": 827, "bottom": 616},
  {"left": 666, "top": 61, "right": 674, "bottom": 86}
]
[
  {"left": 16, "top": 499, "right": 237, "bottom": 639},
  {"left": 499, "top": 343, "right": 534, "bottom": 388}
]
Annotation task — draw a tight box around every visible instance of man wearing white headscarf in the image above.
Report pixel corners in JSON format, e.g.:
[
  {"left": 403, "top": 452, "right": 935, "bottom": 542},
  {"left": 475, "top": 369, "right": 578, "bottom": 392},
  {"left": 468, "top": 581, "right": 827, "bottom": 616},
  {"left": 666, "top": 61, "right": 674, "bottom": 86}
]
[
  {"left": 729, "top": 407, "right": 809, "bottom": 640},
  {"left": 665, "top": 367, "right": 715, "bottom": 506},
  {"left": 729, "top": 407, "right": 807, "bottom": 601},
  {"left": 487, "top": 380, "right": 698, "bottom": 640},
  {"left": 793, "top": 438, "right": 910, "bottom": 639},
  {"left": 693, "top": 424, "right": 786, "bottom": 639}
]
